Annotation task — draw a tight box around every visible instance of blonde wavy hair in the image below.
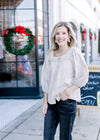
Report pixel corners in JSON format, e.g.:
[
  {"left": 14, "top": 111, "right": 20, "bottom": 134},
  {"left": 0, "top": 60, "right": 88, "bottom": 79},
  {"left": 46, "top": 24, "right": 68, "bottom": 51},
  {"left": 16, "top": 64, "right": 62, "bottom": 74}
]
[{"left": 50, "top": 21, "right": 76, "bottom": 51}]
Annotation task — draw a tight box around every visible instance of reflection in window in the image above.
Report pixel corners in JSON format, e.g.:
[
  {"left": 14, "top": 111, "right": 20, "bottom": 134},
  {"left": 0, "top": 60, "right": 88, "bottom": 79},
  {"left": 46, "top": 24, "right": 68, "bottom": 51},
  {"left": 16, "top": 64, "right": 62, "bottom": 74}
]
[
  {"left": 0, "top": 10, "right": 14, "bottom": 36},
  {"left": 0, "top": 0, "right": 33, "bottom": 9},
  {"left": 17, "top": 62, "right": 36, "bottom": 87},
  {"left": 16, "top": 0, "right": 34, "bottom": 9},
  {"left": 0, "top": 62, "right": 17, "bottom": 87},
  {"left": 37, "top": 11, "right": 43, "bottom": 36},
  {"left": 15, "top": 10, "right": 35, "bottom": 35},
  {"left": 0, "top": 0, "right": 49, "bottom": 90},
  {"left": 0, "top": 0, "right": 14, "bottom": 9}
]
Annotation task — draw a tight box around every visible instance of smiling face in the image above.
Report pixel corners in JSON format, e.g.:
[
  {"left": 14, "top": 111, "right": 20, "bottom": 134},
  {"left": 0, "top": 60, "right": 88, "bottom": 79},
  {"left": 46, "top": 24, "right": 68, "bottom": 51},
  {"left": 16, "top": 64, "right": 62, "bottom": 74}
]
[{"left": 55, "top": 26, "right": 69, "bottom": 48}]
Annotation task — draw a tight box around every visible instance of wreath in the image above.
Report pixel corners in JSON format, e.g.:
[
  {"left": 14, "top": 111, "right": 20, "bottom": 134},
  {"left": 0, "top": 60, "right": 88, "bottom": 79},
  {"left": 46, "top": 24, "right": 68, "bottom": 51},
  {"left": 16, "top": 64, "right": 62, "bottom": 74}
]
[
  {"left": 2, "top": 26, "right": 36, "bottom": 56},
  {"left": 89, "top": 29, "right": 93, "bottom": 41},
  {"left": 80, "top": 24, "right": 86, "bottom": 41}
]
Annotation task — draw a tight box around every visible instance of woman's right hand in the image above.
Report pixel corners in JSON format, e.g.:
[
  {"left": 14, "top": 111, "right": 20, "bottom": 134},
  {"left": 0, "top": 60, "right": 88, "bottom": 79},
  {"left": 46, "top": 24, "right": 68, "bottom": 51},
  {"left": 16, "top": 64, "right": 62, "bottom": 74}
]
[{"left": 42, "top": 101, "right": 48, "bottom": 117}]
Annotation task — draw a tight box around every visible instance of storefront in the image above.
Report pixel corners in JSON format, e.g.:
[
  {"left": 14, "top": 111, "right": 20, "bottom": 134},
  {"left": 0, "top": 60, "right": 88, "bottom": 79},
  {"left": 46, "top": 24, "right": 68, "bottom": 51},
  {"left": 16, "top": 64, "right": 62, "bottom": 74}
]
[
  {"left": 80, "top": 23, "right": 87, "bottom": 60},
  {"left": 0, "top": 0, "right": 49, "bottom": 98}
]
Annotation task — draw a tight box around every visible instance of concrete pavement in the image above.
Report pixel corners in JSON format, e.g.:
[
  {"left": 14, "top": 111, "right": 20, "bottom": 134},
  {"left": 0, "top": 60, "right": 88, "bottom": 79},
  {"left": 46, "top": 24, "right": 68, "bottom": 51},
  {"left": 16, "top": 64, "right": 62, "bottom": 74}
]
[
  {"left": 0, "top": 99, "right": 100, "bottom": 140},
  {"left": 0, "top": 99, "right": 42, "bottom": 130},
  {"left": 0, "top": 99, "right": 43, "bottom": 140}
]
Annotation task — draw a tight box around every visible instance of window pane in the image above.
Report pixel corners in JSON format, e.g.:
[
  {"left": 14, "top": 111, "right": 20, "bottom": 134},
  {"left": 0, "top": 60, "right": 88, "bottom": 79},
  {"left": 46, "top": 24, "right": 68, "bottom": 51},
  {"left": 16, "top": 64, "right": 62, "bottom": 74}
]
[
  {"left": 15, "top": 10, "right": 35, "bottom": 34},
  {"left": 0, "top": 62, "right": 17, "bottom": 87},
  {"left": 0, "top": 10, "right": 14, "bottom": 36},
  {"left": 15, "top": 9, "right": 36, "bottom": 60},
  {"left": 16, "top": 0, "right": 34, "bottom": 9},
  {"left": 17, "top": 48, "right": 36, "bottom": 62},
  {"left": 0, "top": 62, "right": 16, "bottom": 73},
  {"left": 28, "top": 47, "right": 36, "bottom": 61},
  {"left": 17, "top": 62, "right": 36, "bottom": 87},
  {"left": 37, "top": 10, "right": 43, "bottom": 36}
]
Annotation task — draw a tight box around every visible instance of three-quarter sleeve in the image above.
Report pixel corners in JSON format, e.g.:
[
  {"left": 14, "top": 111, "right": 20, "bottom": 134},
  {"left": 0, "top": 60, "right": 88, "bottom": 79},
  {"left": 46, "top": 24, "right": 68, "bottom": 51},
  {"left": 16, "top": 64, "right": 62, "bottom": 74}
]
[
  {"left": 41, "top": 54, "right": 50, "bottom": 93},
  {"left": 72, "top": 48, "right": 89, "bottom": 88}
]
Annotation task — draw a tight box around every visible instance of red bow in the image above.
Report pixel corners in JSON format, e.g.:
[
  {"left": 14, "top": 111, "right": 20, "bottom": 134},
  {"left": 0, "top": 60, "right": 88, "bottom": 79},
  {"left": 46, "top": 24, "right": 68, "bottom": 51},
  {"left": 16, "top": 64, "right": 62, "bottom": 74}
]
[
  {"left": 2, "top": 26, "right": 36, "bottom": 44},
  {"left": 15, "top": 26, "right": 30, "bottom": 36},
  {"left": 2, "top": 29, "right": 8, "bottom": 37},
  {"left": 82, "top": 30, "right": 86, "bottom": 40},
  {"left": 90, "top": 33, "right": 93, "bottom": 41}
]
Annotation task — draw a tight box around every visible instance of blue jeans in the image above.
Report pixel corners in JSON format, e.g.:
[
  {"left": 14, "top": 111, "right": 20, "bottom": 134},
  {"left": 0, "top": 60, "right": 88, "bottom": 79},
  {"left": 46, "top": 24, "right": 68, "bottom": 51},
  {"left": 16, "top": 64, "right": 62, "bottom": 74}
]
[{"left": 43, "top": 99, "right": 77, "bottom": 140}]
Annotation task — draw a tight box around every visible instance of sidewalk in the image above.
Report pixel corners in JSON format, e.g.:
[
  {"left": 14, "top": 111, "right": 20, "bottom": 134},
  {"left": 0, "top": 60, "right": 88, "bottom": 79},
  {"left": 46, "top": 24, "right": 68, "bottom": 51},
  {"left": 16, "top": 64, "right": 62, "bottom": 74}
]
[
  {"left": 0, "top": 99, "right": 42, "bottom": 130},
  {"left": 0, "top": 99, "right": 43, "bottom": 140},
  {"left": 0, "top": 100, "right": 100, "bottom": 140}
]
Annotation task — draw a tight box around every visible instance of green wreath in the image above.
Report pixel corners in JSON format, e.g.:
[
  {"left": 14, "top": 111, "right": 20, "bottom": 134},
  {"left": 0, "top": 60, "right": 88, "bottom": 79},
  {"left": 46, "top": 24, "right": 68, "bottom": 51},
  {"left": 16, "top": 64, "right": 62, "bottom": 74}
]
[{"left": 2, "top": 26, "right": 36, "bottom": 56}]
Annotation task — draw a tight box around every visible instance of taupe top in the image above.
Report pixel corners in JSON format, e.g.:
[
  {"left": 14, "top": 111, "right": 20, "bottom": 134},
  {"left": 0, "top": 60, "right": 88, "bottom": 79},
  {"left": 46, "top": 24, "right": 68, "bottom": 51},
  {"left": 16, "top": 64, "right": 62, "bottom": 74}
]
[{"left": 41, "top": 46, "right": 89, "bottom": 104}]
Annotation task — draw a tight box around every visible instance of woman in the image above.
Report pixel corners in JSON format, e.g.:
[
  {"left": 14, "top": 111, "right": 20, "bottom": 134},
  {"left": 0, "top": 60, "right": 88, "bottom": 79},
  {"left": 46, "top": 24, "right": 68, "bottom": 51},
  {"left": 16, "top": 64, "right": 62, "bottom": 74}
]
[{"left": 41, "top": 21, "right": 89, "bottom": 140}]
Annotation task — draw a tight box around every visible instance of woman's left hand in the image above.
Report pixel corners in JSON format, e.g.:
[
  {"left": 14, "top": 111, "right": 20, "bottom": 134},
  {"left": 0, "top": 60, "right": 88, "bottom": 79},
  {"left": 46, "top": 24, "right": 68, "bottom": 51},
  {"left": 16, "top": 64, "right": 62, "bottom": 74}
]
[
  {"left": 56, "top": 89, "right": 70, "bottom": 101},
  {"left": 56, "top": 85, "right": 79, "bottom": 101}
]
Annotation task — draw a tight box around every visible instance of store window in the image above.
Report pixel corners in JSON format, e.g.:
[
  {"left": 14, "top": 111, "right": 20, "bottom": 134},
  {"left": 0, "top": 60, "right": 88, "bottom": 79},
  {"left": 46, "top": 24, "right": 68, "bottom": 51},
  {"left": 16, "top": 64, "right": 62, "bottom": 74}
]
[
  {"left": 0, "top": 0, "right": 49, "bottom": 98},
  {"left": 0, "top": 0, "right": 36, "bottom": 88}
]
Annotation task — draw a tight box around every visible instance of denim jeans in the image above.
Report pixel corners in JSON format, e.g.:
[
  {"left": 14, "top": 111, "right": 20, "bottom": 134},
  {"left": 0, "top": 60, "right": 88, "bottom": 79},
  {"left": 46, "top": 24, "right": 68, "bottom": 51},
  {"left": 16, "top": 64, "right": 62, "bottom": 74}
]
[{"left": 43, "top": 99, "right": 77, "bottom": 140}]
